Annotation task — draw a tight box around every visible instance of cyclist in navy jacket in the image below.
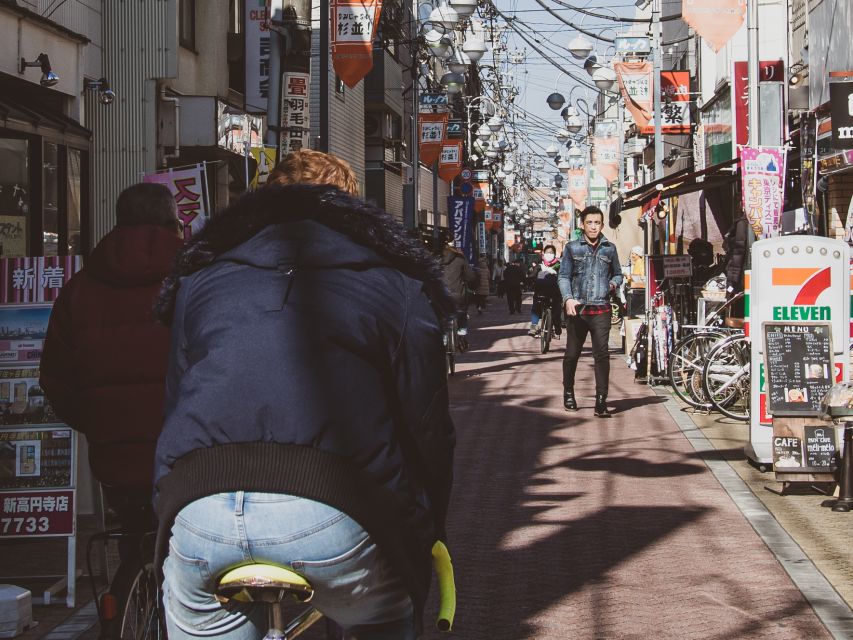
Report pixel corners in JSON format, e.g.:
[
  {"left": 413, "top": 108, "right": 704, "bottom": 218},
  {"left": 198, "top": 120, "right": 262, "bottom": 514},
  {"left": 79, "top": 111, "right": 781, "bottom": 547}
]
[{"left": 152, "top": 150, "right": 456, "bottom": 639}]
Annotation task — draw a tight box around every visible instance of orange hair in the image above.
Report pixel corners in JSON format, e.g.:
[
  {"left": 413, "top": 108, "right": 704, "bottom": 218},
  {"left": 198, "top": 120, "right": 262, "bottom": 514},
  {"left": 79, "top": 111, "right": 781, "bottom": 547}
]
[{"left": 267, "top": 149, "right": 359, "bottom": 195}]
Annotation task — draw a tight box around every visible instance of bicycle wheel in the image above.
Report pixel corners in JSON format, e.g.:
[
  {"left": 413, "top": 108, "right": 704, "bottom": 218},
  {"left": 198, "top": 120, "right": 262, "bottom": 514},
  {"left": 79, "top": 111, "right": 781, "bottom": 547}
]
[
  {"left": 668, "top": 331, "right": 725, "bottom": 408},
  {"left": 120, "top": 563, "right": 165, "bottom": 640},
  {"left": 702, "top": 335, "right": 750, "bottom": 422},
  {"left": 540, "top": 308, "right": 551, "bottom": 354}
]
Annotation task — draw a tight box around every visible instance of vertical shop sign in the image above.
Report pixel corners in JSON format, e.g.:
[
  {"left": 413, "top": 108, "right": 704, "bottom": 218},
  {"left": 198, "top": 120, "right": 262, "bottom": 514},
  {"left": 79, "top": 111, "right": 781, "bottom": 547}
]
[
  {"left": 144, "top": 165, "right": 210, "bottom": 239},
  {"left": 640, "top": 71, "right": 691, "bottom": 135},
  {"left": 280, "top": 71, "right": 311, "bottom": 156},
  {"left": 739, "top": 146, "right": 786, "bottom": 237},
  {"left": 829, "top": 80, "right": 853, "bottom": 150},
  {"left": 419, "top": 113, "right": 448, "bottom": 166},
  {"left": 0, "top": 257, "right": 81, "bottom": 304},
  {"left": 734, "top": 61, "right": 785, "bottom": 146},
  {"left": 801, "top": 113, "right": 817, "bottom": 218},
  {"left": 448, "top": 196, "right": 475, "bottom": 263},
  {"left": 682, "top": 0, "right": 746, "bottom": 53},
  {"left": 245, "top": 0, "right": 271, "bottom": 113},
  {"left": 331, "top": 0, "right": 383, "bottom": 88},
  {"left": 614, "top": 61, "right": 653, "bottom": 129},
  {"left": 438, "top": 142, "right": 463, "bottom": 182}
]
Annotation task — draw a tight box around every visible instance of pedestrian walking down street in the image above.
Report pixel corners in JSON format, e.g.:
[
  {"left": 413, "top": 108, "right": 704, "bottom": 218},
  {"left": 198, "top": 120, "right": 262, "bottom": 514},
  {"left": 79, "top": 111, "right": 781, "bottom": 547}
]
[
  {"left": 529, "top": 245, "right": 563, "bottom": 339},
  {"left": 440, "top": 233, "right": 478, "bottom": 348},
  {"left": 503, "top": 259, "right": 525, "bottom": 314},
  {"left": 474, "top": 254, "right": 491, "bottom": 314},
  {"left": 40, "top": 183, "right": 184, "bottom": 570},
  {"left": 559, "top": 206, "right": 623, "bottom": 417},
  {"left": 152, "top": 150, "right": 456, "bottom": 640},
  {"left": 492, "top": 259, "right": 506, "bottom": 298}
]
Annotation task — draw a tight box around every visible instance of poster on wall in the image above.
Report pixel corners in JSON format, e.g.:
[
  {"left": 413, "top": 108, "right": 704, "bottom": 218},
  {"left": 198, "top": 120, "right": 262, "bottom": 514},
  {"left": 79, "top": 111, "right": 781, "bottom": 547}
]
[
  {"left": 0, "top": 367, "right": 58, "bottom": 426},
  {"left": 0, "top": 305, "right": 51, "bottom": 367},
  {"left": 0, "top": 427, "right": 73, "bottom": 490},
  {"left": 143, "top": 165, "right": 210, "bottom": 239}
]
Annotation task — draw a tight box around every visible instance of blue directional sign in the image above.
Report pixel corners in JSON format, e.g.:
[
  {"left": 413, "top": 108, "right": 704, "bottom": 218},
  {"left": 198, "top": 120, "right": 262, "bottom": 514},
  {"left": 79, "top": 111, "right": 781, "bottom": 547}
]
[{"left": 420, "top": 93, "right": 449, "bottom": 106}]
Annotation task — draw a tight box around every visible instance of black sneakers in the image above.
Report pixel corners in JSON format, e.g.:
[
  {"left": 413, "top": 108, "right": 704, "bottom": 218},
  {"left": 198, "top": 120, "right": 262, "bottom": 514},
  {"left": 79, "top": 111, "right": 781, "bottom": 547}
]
[{"left": 563, "top": 390, "right": 578, "bottom": 411}]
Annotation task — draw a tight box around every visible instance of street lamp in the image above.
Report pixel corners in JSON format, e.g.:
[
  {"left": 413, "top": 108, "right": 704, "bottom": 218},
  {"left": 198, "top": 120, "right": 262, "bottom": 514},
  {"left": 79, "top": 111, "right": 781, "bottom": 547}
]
[
  {"left": 428, "top": 1, "right": 459, "bottom": 29},
  {"left": 546, "top": 92, "right": 566, "bottom": 110},
  {"left": 545, "top": 143, "right": 558, "bottom": 158},
  {"left": 447, "top": 48, "right": 471, "bottom": 74},
  {"left": 449, "top": 0, "right": 477, "bottom": 18},
  {"left": 568, "top": 35, "right": 593, "bottom": 60},
  {"left": 440, "top": 71, "right": 465, "bottom": 94},
  {"left": 592, "top": 66, "right": 616, "bottom": 92},
  {"left": 486, "top": 114, "right": 504, "bottom": 132}
]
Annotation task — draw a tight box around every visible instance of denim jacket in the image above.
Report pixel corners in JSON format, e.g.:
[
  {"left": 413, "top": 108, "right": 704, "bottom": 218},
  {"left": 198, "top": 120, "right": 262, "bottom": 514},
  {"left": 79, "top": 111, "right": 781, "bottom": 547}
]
[{"left": 558, "top": 235, "right": 623, "bottom": 304}]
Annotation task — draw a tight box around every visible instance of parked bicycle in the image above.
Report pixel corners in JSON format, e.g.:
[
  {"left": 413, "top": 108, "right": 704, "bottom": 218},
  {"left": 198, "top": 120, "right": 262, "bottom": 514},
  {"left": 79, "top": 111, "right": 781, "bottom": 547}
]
[{"left": 444, "top": 317, "right": 459, "bottom": 376}]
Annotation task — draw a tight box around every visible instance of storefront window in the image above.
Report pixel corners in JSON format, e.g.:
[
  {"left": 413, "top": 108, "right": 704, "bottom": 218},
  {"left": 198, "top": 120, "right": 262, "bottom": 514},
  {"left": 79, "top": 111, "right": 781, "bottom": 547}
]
[
  {"left": 67, "top": 149, "right": 82, "bottom": 255},
  {"left": 43, "top": 143, "right": 59, "bottom": 256},
  {"left": 0, "top": 138, "right": 29, "bottom": 258}
]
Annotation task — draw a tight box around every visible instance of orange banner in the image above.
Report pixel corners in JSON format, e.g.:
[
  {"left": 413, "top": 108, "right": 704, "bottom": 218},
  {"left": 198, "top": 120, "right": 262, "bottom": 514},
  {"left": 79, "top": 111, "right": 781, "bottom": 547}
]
[
  {"left": 419, "top": 112, "right": 448, "bottom": 166},
  {"left": 683, "top": 0, "right": 745, "bottom": 53},
  {"left": 473, "top": 181, "right": 489, "bottom": 213},
  {"left": 594, "top": 136, "right": 620, "bottom": 184},
  {"left": 438, "top": 142, "right": 463, "bottom": 182},
  {"left": 331, "top": 0, "right": 383, "bottom": 88},
  {"left": 615, "top": 61, "right": 653, "bottom": 129},
  {"left": 568, "top": 168, "right": 588, "bottom": 210}
]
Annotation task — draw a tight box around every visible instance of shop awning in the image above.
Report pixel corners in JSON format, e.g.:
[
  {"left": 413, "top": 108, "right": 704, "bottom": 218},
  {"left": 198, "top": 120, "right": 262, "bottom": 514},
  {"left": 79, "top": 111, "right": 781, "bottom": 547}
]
[
  {"left": 623, "top": 158, "right": 739, "bottom": 208},
  {"left": 0, "top": 96, "right": 91, "bottom": 142}
]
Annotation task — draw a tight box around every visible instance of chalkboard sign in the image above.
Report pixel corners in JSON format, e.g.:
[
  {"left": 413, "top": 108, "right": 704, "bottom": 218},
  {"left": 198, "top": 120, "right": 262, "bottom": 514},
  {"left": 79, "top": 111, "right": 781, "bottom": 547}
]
[
  {"left": 803, "top": 425, "right": 838, "bottom": 471},
  {"left": 763, "top": 322, "right": 834, "bottom": 416}
]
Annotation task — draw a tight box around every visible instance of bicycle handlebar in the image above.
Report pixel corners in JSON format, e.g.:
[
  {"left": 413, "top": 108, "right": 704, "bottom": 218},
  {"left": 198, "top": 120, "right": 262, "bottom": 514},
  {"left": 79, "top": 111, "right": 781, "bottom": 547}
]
[{"left": 431, "top": 541, "right": 456, "bottom": 632}]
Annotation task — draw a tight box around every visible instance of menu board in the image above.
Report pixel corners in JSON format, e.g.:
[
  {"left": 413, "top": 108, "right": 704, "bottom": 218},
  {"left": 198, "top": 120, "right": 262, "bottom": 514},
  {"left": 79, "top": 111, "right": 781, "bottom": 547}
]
[
  {"left": 764, "top": 322, "right": 833, "bottom": 416},
  {"left": 803, "top": 425, "right": 838, "bottom": 470}
]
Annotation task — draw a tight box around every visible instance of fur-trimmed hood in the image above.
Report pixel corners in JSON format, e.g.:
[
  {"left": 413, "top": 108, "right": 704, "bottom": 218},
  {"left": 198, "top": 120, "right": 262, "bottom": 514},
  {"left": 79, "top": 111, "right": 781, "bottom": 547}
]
[{"left": 155, "top": 184, "right": 455, "bottom": 324}]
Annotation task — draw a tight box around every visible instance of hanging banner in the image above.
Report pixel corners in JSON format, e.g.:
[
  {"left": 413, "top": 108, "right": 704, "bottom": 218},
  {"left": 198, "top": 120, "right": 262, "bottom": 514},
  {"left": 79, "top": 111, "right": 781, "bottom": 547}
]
[
  {"left": 280, "top": 70, "right": 311, "bottom": 156},
  {"left": 734, "top": 61, "right": 785, "bottom": 146},
  {"left": 739, "top": 146, "right": 787, "bottom": 238},
  {"left": 473, "top": 181, "right": 489, "bottom": 213},
  {"left": 331, "top": 0, "right": 383, "bottom": 88},
  {"left": 419, "top": 113, "right": 448, "bottom": 166},
  {"left": 594, "top": 136, "right": 620, "bottom": 184},
  {"left": 143, "top": 164, "right": 210, "bottom": 240},
  {"left": 683, "top": 0, "right": 746, "bottom": 53},
  {"left": 614, "top": 61, "right": 653, "bottom": 129},
  {"left": 448, "top": 196, "right": 475, "bottom": 263},
  {"left": 245, "top": 0, "right": 271, "bottom": 113},
  {"left": 568, "top": 168, "right": 588, "bottom": 210},
  {"left": 640, "top": 71, "right": 692, "bottom": 135},
  {"left": 438, "top": 141, "right": 463, "bottom": 182}
]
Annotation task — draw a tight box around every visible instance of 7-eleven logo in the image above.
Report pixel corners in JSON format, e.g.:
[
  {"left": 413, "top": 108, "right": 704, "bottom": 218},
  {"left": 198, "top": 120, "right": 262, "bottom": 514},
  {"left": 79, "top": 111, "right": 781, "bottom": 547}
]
[{"left": 771, "top": 267, "right": 832, "bottom": 320}]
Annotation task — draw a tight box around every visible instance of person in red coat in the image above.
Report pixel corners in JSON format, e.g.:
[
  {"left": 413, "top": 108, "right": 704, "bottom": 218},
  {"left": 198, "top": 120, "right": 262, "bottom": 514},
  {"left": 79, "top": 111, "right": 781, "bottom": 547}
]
[{"left": 40, "top": 182, "right": 184, "bottom": 544}]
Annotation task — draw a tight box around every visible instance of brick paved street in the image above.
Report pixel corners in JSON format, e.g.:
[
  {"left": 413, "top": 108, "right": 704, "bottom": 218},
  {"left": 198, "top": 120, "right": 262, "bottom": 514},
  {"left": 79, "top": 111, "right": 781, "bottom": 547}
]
[
  {"left": 8, "top": 297, "right": 852, "bottom": 640},
  {"left": 421, "top": 298, "right": 842, "bottom": 639}
]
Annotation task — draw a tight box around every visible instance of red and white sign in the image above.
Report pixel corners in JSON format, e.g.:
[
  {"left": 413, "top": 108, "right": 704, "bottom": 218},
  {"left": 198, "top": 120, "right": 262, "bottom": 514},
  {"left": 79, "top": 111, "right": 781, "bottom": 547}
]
[
  {"left": 640, "top": 71, "right": 691, "bottom": 135},
  {"left": 568, "top": 168, "right": 588, "bottom": 209},
  {"left": 280, "top": 71, "right": 311, "bottom": 155},
  {"left": 594, "top": 136, "right": 620, "bottom": 184},
  {"left": 438, "top": 142, "right": 463, "bottom": 182},
  {"left": 331, "top": 0, "right": 383, "bottom": 88},
  {"left": 144, "top": 165, "right": 210, "bottom": 240},
  {"left": 419, "top": 113, "right": 448, "bottom": 166},
  {"left": 0, "top": 257, "right": 81, "bottom": 303},
  {"left": 734, "top": 60, "right": 785, "bottom": 147},
  {"left": 0, "top": 490, "right": 74, "bottom": 538}
]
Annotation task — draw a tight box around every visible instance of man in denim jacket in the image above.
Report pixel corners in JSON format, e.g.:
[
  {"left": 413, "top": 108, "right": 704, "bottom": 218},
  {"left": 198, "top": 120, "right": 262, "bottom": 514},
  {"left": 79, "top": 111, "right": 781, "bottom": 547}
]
[{"left": 558, "top": 206, "right": 623, "bottom": 417}]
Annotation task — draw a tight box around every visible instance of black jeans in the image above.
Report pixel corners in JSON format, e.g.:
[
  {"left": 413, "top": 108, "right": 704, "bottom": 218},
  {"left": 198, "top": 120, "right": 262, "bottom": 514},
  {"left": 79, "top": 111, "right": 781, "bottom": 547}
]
[
  {"left": 563, "top": 312, "right": 611, "bottom": 397},
  {"left": 505, "top": 285, "right": 522, "bottom": 313}
]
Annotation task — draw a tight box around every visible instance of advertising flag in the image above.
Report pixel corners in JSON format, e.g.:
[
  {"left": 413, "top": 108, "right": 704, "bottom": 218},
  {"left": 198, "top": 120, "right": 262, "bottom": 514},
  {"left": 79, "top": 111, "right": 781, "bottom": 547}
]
[
  {"left": 614, "top": 61, "right": 653, "bottom": 129},
  {"left": 473, "top": 181, "right": 490, "bottom": 213},
  {"left": 143, "top": 164, "right": 210, "bottom": 239},
  {"left": 438, "top": 141, "right": 463, "bottom": 182},
  {"left": 331, "top": 0, "right": 383, "bottom": 88},
  {"left": 739, "top": 146, "right": 787, "bottom": 238},
  {"left": 568, "top": 168, "right": 588, "bottom": 210},
  {"left": 594, "top": 136, "right": 620, "bottom": 184},
  {"left": 683, "top": 0, "right": 746, "bottom": 53},
  {"left": 419, "top": 113, "right": 448, "bottom": 166},
  {"left": 448, "top": 196, "right": 475, "bottom": 263}
]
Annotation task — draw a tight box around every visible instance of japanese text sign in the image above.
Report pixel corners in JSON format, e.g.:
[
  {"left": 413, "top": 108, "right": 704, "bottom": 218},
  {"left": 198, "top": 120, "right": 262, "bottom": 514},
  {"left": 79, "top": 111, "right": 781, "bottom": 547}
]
[
  {"left": 245, "top": 0, "right": 271, "bottom": 113},
  {"left": 280, "top": 71, "right": 311, "bottom": 156},
  {"left": 640, "top": 71, "right": 692, "bottom": 135},
  {"left": 419, "top": 113, "right": 447, "bottom": 166},
  {"left": 438, "top": 142, "right": 463, "bottom": 182},
  {"left": 331, "top": 0, "right": 383, "bottom": 88},
  {"left": 615, "top": 61, "right": 653, "bottom": 129},
  {"left": 448, "top": 196, "right": 475, "bottom": 263},
  {"left": 740, "top": 146, "right": 786, "bottom": 238},
  {"left": 568, "top": 168, "right": 588, "bottom": 209},
  {"left": 144, "top": 165, "right": 210, "bottom": 239},
  {"left": 734, "top": 61, "right": 785, "bottom": 146},
  {"left": 0, "top": 257, "right": 81, "bottom": 304},
  {"left": 0, "top": 490, "right": 74, "bottom": 538}
]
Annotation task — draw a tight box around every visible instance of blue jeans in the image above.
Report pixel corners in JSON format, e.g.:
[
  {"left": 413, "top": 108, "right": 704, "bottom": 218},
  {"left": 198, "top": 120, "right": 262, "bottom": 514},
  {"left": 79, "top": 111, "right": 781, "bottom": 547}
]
[{"left": 162, "top": 492, "right": 415, "bottom": 640}]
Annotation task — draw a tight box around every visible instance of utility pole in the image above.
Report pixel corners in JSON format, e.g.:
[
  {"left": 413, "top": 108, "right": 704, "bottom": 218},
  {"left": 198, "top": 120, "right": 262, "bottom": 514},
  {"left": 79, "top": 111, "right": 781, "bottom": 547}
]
[
  {"left": 403, "top": 0, "right": 419, "bottom": 231},
  {"left": 747, "top": 0, "right": 759, "bottom": 146},
  {"left": 319, "top": 0, "right": 330, "bottom": 152},
  {"left": 652, "top": 0, "right": 663, "bottom": 180}
]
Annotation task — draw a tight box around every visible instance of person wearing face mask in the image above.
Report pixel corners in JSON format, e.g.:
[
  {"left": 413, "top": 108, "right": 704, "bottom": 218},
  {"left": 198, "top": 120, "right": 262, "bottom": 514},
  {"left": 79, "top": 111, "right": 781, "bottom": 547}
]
[{"left": 528, "top": 245, "right": 563, "bottom": 339}]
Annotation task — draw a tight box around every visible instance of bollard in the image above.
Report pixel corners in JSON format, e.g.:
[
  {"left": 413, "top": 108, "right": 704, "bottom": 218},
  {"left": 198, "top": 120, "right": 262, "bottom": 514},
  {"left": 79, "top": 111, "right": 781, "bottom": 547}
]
[{"left": 830, "top": 426, "right": 853, "bottom": 512}]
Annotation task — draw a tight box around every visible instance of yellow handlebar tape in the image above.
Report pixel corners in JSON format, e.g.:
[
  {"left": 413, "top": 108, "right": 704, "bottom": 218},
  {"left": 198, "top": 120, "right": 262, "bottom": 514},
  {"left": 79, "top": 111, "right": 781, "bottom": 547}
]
[{"left": 431, "top": 540, "right": 456, "bottom": 632}]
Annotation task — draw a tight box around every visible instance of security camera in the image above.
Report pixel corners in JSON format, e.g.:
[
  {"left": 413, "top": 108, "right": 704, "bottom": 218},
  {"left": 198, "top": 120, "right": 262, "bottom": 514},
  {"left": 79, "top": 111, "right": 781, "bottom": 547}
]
[
  {"left": 84, "top": 77, "right": 116, "bottom": 106},
  {"left": 100, "top": 89, "right": 116, "bottom": 105}
]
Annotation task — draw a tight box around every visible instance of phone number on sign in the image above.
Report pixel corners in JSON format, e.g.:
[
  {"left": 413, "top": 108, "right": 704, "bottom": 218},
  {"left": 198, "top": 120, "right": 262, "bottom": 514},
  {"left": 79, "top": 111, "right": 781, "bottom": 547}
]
[{"left": 0, "top": 490, "right": 74, "bottom": 537}]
